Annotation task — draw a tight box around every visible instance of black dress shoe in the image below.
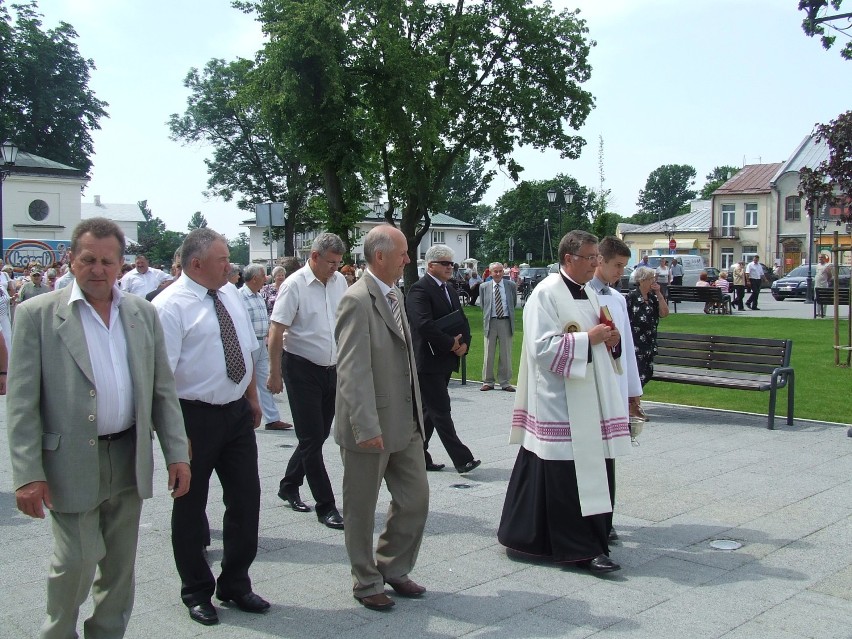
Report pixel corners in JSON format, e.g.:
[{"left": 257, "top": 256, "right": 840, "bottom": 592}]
[
  {"left": 608, "top": 529, "right": 619, "bottom": 542},
  {"left": 278, "top": 489, "right": 311, "bottom": 512},
  {"left": 217, "top": 591, "right": 270, "bottom": 613},
  {"left": 318, "top": 509, "right": 345, "bottom": 529},
  {"left": 425, "top": 462, "right": 445, "bottom": 471},
  {"left": 455, "top": 459, "right": 481, "bottom": 474},
  {"left": 188, "top": 601, "right": 219, "bottom": 625},
  {"left": 587, "top": 554, "right": 621, "bottom": 573}
]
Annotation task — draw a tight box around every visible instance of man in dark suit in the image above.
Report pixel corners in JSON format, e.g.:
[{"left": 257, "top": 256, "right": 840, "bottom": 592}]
[
  {"left": 479, "top": 262, "right": 517, "bottom": 392},
  {"left": 335, "top": 225, "right": 429, "bottom": 611},
  {"left": 405, "top": 245, "right": 480, "bottom": 474}
]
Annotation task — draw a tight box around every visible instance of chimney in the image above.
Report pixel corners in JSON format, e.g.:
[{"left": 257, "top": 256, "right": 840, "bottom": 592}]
[{"left": 94, "top": 195, "right": 102, "bottom": 207}]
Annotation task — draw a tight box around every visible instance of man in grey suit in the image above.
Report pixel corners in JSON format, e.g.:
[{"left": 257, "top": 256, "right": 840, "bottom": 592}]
[
  {"left": 335, "top": 224, "right": 429, "bottom": 611},
  {"left": 7, "top": 217, "right": 191, "bottom": 639},
  {"left": 479, "top": 262, "right": 517, "bottom": 392}
]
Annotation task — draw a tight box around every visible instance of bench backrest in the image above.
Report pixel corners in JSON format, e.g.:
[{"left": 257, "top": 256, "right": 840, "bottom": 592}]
[
  {"left": 814, "top": 288, "right": 850, "bottom": 304},
  {"left": 667, "top": 286, "right": 723, "bottom": 302},
  {"left": 656, "top": 332, "right": 792, "bottom": 376}
]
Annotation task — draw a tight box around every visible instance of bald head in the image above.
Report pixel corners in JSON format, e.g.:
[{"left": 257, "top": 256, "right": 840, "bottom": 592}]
[{"left": 364, "top": 224, "right": 410, "bottom": 286}]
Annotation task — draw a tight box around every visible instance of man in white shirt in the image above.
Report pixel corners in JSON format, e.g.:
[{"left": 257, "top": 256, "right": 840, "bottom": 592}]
[
  {"left": 745, "top": 255, "right": 765, "bottom": 310},
  {"left": 267, "top": 233, "right": 348, "bottom": 530},
  {"left": 120, "top": 254, "right": 170, "bottom": 297},
  {"left": 154, "top": 228, "right": 268, "bottom": 627},
  {"left": 479, "top": 262, "right": 517, "bottom": 392}
]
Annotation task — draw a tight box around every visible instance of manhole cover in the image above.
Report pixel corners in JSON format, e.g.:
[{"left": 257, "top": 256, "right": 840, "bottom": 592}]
[
  {"left": 709, "top": 539, "right": 742, "bottom": 551},
  {"left": 450, "top": 483, "right": 473, "bottom": 489}
]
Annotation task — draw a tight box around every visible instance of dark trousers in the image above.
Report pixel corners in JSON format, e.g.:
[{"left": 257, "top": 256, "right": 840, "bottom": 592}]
[
  {"left": 733, "top": 284, "right": 746, "bottom": 310},
  {"left": 747, "top": 278, "right": 761, "bottom": 308},
  {"left": 417, "top": 371, "right": 474, "bottom": 468},
  {"left": 281, "top": 352, "right": 337, "bottom": 514},
  {"left": 671, "top": 276, "right": 683, "bottom": 286},
  {"left": 173, "top": 398, "right": 260, "bottom": 607}
]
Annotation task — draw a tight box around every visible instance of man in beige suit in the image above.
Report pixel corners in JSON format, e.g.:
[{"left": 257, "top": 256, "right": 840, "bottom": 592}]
[
  {"left": 7, "top": 217, "right": 191, "bottom": 639},
  {"left": 335, "top": 224, "right": 429, "bottom": 611}
]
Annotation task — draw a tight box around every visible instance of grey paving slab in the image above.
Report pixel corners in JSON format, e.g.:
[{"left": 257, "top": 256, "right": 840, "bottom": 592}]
[{"left": 1, "top": 375, "right": 850, "bottom": 638}]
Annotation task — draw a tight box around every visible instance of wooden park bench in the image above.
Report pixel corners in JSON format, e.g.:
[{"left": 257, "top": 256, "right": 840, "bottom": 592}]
[
  {"left": 653, "top": 332, "right": 794, "bottom": 430},
  {"left": 667, "top": 285, "right": 731, "bottom": 314},
  {"left": 814, "top": 287, "right": 850, "bottom": 308}
]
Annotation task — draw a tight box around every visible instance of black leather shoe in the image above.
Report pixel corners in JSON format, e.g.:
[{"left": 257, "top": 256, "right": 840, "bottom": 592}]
[
  {"left": 318, "top": 509, "right": 345, "bottom": 530},
  {"left": 455, "top": 459, "right": 481, "bottom": 474},
  {"left": 217, "top": 591, "right": 270, "bottom": 613},
  {"left": 608, "top": 529, "right": 619, "bottom": 542},
  {"left": 278, "top": 489, "right": 311, "bottom": 512},
  {"left": 587, "top": 554, "right": 621, "bottom": 574},
  {"left": 188, "top": 601, "right": 219, "bottom": 625},
  {"left": 425, "top": 462, "right": 445, "bottom": 471}
]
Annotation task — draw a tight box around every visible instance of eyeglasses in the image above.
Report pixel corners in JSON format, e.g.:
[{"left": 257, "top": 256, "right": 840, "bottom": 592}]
[
  {"left": 570, "top": 253, "right": 601, "bottom": 264},
  {"left": 430, "top": 261, "right": 454, "bottom": 267}
]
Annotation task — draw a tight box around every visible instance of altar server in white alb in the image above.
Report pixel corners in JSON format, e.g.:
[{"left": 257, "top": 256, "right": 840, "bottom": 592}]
[
  {"left": 587, "top": 236, "right": 643, "bottom": 542},
  {"left": 498, "top": 230, "right": 631, "bottom": 574}
]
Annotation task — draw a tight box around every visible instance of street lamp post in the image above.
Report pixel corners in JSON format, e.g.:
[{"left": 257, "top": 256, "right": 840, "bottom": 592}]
[
  {"left": 661, "top": 220, "right": 677, "bottom": 253},
  {"left": 1, "top": 140, "right": 20, "bottom": 266},
  {"left": 806, "top": 203, "right": 829, "bottom": 303},
  {"left": 546, "top": 187, "right": 572, "bottom": 250}
]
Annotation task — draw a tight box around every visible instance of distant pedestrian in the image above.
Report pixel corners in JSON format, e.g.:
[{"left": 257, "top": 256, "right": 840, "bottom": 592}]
[
  {"left": 479, "top": 262, "right": 517, "bottom": 392},
  {"left": 745, "top": 256, "right": 764, "bottom": 310},
  {"left": 670, "top": 258, "right": 684, "bottom": 286},
  {"left": 655, "top": 259, "right": 671, "bottom": 300},
  {"left": 732, "top": 260, "right": 746, "bottom": 311}
]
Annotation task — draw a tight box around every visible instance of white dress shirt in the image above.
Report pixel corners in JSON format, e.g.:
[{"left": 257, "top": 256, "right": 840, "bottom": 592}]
[
  {"left": 490, "top": 279, "right": 509, "bottom": 318},
  {"left": 746, "top": 261, "right": 764, "bottom": 280},
  {"left": 54, "top": 270, "right": 74, "bottom": 290},
  {"left": 154, "top": 274, "right": 258, "bottom": 403},
  {"left": 69, "top": 281, "right": 135, "bottom": 436},
  {"left": 121, "top": 267, "right": 170, "bottom": 297},
  {"left": 270, "top": 264, "right": 347, "bottom": 366}
]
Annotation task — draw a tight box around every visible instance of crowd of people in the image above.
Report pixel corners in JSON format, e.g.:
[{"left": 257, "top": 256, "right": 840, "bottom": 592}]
[{"left": 5, "top": 216, "right": 782, "bottom": 637}]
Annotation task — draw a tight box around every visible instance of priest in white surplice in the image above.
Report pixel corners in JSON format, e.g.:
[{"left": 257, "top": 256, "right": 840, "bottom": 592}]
[{"left": 498, "top": 230, "right": 631, "bottom": 574}]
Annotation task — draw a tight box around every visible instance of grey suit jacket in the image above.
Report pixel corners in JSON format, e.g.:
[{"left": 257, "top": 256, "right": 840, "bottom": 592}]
[
  {"left": 480, "top": 278, "right": 517, "bottom": 336},
  {"left": 334, "top": 275, "right": 424, "bottom": 453},
  {"left": 7, "top": 287, "right": 189, "bottom": 513}
]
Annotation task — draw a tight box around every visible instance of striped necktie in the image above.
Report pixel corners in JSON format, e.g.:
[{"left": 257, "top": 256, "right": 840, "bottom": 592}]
[
  {"left": 494, "top": 282, "right": 504, "bottom": 317},
  {"left": 386, "top": 289, "right": 405, "bottom": 334},
  {"left": 208, "top": 289, "right": 246, "bottom": 383}
]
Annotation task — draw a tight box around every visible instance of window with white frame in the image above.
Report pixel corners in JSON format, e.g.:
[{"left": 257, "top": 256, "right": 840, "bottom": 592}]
[
  {"left": 744, "top": 203, "right": 758, "bottom": 227},
  {"left": 431, "top": 230, "right": 444, "bottom": 244},
  {"left": 785, "top": 196, "right": 801, "bottom": 221},
  {"left": 721, "top": 204, "right": 735, "bottom": 234},
  {"left": 741, "top": 245, "right": 757, "bottom": 262},
  {"left": 721, "top": 248, "right": 734, "bottom": 270}
]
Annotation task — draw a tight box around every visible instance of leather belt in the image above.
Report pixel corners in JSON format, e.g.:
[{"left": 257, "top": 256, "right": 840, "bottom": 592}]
[{"left": 99, "top": 425, "right": 135, "bottom": 441}]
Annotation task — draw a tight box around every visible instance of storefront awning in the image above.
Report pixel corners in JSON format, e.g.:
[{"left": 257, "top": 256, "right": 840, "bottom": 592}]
[{"left": 652, "top": 237, "right": 699, "bottom": 250}]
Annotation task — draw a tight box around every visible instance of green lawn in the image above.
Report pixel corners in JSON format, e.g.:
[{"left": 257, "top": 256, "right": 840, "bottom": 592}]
[{"left": 455, "top": 306, "right": 852, "bottom": 424}]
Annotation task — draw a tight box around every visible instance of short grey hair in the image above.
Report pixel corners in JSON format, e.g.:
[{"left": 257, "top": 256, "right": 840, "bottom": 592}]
[
  {"left": 633, "top": 266, "right": 656, "bottom": 283},
  {"left": 229, "top": 263, "right": 241, "bottom": 277},
  {"left": 489, "top": 261, "right": 504, "bottom": 271},
  {"left": 181, "top": 228, "right": 227, "bottom": 266},
  {"left": 425, "top": 244, "right": 454, "bottom": 263},
  {"left": 243, "top": 263, "right": 266, "bottom": 282},
  {"left": 271, "top": 266, "right": 285, "bottom": 279},
  {"left": 46, "top": 268, "right": 57, "bottom": 278},
  {"left": 558, "top": 230, "right": 597, "bottom": 264},
  {"left": 311, "top": 232, "right": 345, "bottom": 256},
  {"left": 363, "top": 224, "right": 398, "bottom": 265}
]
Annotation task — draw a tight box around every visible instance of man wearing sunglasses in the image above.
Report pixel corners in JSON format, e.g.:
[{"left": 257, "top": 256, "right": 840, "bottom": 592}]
[{"left": 405, "top": 245, "right": 480, "bottom": 474}]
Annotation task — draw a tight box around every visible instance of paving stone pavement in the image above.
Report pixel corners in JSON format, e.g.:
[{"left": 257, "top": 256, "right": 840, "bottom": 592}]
[{"left": 1, "top": 384, "right": 850, "bottom": 639}]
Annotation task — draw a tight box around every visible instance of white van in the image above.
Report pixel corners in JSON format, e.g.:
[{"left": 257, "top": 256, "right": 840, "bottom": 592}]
[{"left": 631, "top": 254, "right": 705, "bottom": 286}]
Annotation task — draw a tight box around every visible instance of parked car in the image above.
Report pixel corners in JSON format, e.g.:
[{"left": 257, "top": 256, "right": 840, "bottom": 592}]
[
  {"left": 770, "top": 265, "right": 851, "bottom": 300},
  {"left": 518, "top": 266, "right": 550, "bottom": 299}
]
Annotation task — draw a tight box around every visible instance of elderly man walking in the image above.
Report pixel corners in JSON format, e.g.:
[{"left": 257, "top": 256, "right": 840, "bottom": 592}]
[
  {"left": 240, "top": 264, "right": 292, "bottom": 431},
  {"left": 335, "top": 224, "right": 430, "bottom": 611},
  {"left": 479, "top": 262, "right": 517, "bottom": 392},
  {"left": 7, "top": 217, "right": 191, "bottom": 639}
]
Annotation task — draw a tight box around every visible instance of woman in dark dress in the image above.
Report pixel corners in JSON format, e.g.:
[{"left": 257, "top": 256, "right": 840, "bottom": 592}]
[{"left": 626, "top": 266, "right": 669, "bottom": 418}]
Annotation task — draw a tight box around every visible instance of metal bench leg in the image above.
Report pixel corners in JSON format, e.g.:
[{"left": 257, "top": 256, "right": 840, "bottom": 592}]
[
  {"left": 786, "top": 373, "right": 794, "bottom": 425},
  {"left": 768, "top": 384, "right": 777, "bottom": 430}
]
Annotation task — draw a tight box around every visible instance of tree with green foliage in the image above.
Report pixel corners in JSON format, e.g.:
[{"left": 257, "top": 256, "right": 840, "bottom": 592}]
[
  {"left": 481, "top": 177, "right": 593, "bottom": 265},
  {"left": 187, "top": 211, "right": 208, "bottom": 230},
  {"left": 134, "top": 200, "right": 186, "bottom": 266},
  {"left": 635, "top": 164, "right": 697, "bottom": 224},
  {"left": 0, "top": 0, "right": 108, "bottom": 176},
  {"left": 799, "top": 110, "right": 852, "bottom": 215},
  {"left": 700, "top": 165, "right": 741, "bottom": 199},
  {"left": 242, "top": 0, "right": 596, "bottom": 287},
  {"left": 431, "top": 152, "right": 494, "bottom": 222},
  {"left": 799, "top": 0, "right": 852, "bottom": 60},
  {"left": 168, "top": 57, "right": 316, "bottom": 255},
  {"left": 228, "top": 232, "right": 251, "bottom": 265}
]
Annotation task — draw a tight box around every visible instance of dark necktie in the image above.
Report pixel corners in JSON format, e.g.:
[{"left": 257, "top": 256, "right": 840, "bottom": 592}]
[
  {"left": 208, "top": 289, "right": 246, "bottom": 384},
  {"left": 494, "top": 282, "right": 504, "bottom": 317},
  {"left": 440, "top": 283, "right": 453, "bottom": 309}
]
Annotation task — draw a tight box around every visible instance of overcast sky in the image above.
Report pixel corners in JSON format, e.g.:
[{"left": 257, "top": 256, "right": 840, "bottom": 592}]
[{"left": 33, "top": 0, "right": 852, "bottom": 239}]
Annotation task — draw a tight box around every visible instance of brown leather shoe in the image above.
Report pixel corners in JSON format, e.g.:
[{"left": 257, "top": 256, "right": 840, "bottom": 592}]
[
  {"left": 480, "top": 384, "right": 494, "bottom": 391},
  {"left": 502, "top": 385, "right": 516, "bottom": 392},
  {"left": 354, "top": 592, "right": 395, "bottom": 610},
  {"left": 265, "top": 421, "right": 294, "bottom": 430},
  {"left": 386, "top": 579, "right": 426, "bottom": 597}
]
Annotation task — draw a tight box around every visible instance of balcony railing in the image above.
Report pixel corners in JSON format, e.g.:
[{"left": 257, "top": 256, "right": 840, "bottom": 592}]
[{"left": 708, "top": 226, "right": 740, "bottom": 239}]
